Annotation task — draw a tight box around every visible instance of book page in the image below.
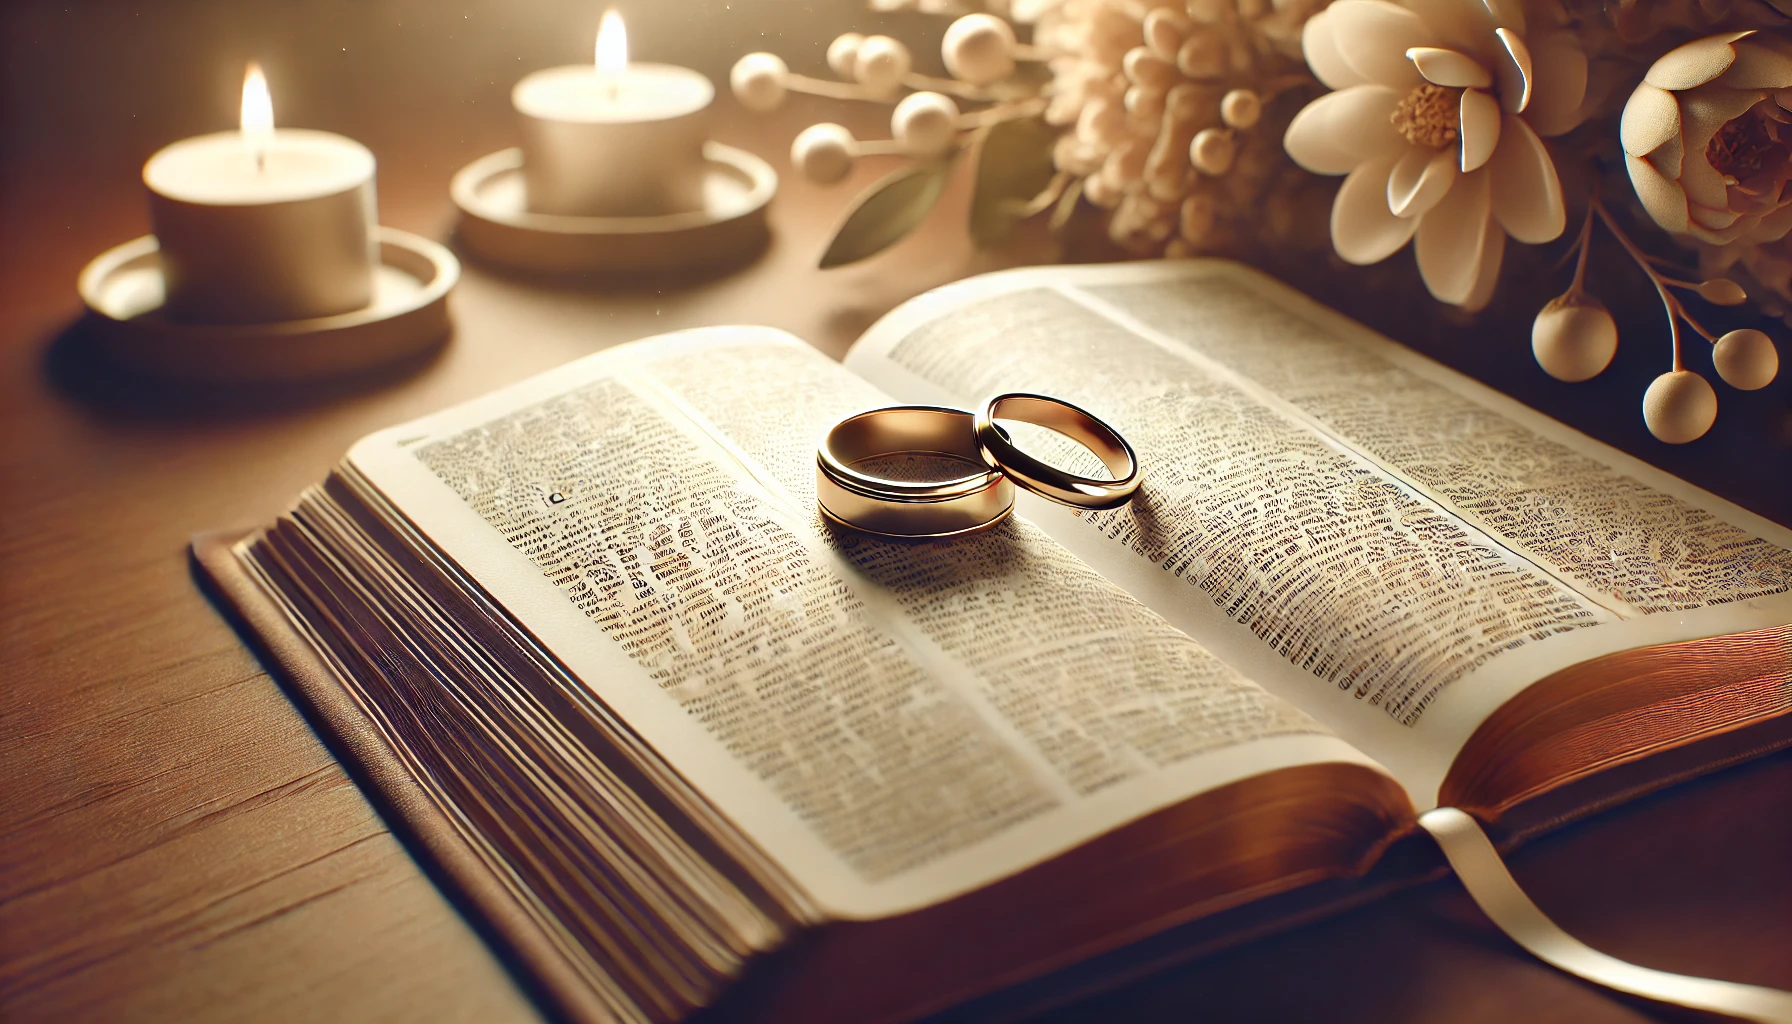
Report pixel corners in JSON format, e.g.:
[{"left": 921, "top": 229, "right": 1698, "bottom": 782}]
[
  {"left": 344, "top": 327, "right": 1386, "bottom": 921},
  {"left": 844, "top": 261, "right": 1792, "bottom": 804}
]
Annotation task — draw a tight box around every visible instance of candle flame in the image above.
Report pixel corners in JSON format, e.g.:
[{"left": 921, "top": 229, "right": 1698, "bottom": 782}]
[
  {"left": 595, "top": 9, "right": 627, "bottom": 75},
  {"left": 241, "top": 62, "right": 275, "bottom": 138}
]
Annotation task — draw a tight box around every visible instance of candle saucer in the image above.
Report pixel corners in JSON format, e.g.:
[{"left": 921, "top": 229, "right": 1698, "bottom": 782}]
[
  {"left": 78, "top": 227, "right": 459, "bottom": 384},
  {"left": 450, "top": 141, "right": 776, "bottom": 275}
]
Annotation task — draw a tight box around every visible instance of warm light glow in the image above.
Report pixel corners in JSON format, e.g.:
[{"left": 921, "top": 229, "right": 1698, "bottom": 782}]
[
  {"left": 241, "top": 62, "right": 274, "bottom": 144},
  {"left": 595, "top": 9, "right": 628, "bottom": 75}
]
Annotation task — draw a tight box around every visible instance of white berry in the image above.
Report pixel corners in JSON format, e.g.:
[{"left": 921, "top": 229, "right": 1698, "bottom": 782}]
[
  {"left": 1220, "top": 89, "right": 1261, "bottom": 129},
  {"left": 942, "top": 14, "right": 1016, "bottom": 86},
  {"left": 854, "top": 35, "right": 912, "bottom": 96},
  {"left": 791, "top": 123, "right": 855, "bottom": 185},
  {"left": 892, "top": 91, "right": 960, "bottom": 155},
  {"left": 1532, "top": 295, "right": 1618, "bottom": 382},
  {"left": 730, "top": 53, "right": 788, "bottom": 113},
  {"left": 827, "top": 33, "right": 864, "bottom": 79},
  {"left": 1190, "top": 128, "right": 1236, "bottom": 176},
  {"left": 1713, "top": 328, "right": 1779, "bottom": 390},
  {"left": 1642, "top": 370, "right": 1717, "bottom": 443}
]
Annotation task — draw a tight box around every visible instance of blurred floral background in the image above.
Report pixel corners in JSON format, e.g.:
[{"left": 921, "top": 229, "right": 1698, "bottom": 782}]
[{"left": 732, "top": 0, "right": 1792, "bottom": 445}]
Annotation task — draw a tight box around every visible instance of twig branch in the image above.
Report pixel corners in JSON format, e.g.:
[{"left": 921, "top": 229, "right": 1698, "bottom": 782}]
[{"left": 1593, "top": 200, "right": 1720, "bottom": 371}]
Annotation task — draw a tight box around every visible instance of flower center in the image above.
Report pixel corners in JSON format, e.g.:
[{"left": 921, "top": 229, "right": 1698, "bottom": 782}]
[
  {"left": 1391, "top": 84, "right": 1462, "bottom": 150},
  {"left": 1706, "top": 108, "right": 1792, "bottom": 188}
]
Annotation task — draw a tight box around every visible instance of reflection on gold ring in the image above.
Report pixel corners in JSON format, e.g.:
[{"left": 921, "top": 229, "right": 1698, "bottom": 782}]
[
  {"left": 974, "top": 392, "right": 1141, "bottom": 510},
  {"left": 816, "top": 405, "right": 1015, "bottom": 538}
]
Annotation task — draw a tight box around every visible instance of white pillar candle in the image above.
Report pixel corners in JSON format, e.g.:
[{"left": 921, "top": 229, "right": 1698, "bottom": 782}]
[
  {"left": 143, "top": 64, "right": 377, "bottom": 325},
  {"left": 513, "top": 11, "right": 714, "bottom": 217}
]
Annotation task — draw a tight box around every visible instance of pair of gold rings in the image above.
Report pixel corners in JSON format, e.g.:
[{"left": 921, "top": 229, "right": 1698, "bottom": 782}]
[{"left": 815, "top": 393, "right": 1141, "bottom": 538}]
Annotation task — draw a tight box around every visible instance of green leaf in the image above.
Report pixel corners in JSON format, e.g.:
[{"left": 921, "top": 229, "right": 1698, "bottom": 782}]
[
  {"left": 819, "top": 161, "right": 953, "bottom": 269},
  {"left": 968, "top": 115, "right": 1061, "bottom": 247}
]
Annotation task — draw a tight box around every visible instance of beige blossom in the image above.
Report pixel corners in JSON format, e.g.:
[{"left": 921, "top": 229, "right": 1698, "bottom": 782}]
[
  {"left": 1620, "top": 30, "right": 1792, "bottom": 246},
  {"left": 1284, "top": 0, "right": 1589, "bottom": 309}
]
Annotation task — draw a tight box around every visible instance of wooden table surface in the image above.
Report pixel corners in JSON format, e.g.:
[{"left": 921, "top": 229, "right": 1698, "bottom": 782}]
[{"left": 3, "top": 3, "right": 1790, "bottom": 1022}]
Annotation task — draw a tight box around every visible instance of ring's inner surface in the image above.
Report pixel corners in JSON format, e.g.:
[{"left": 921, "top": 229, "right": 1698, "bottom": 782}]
[
  {"left": 824, "top": 407, "right": 995, "bottom": 492},
  {"left": 850, "top": 451, "right": 988, "bottom": 486},
  {"left": 989, "top": 396, "right": 1130, "bottom": 481}
]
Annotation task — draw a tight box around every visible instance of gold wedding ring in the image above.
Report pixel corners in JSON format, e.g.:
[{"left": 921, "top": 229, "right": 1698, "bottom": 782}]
[
  {"left": 816, "top": 395, "right": 1140, "bottom": 539},
  {"left": 816, "top": 406, "right": 1016, "bottom": 538},
  {"left": 974, "top": 393, "right": 1141, "bottom": 510}
]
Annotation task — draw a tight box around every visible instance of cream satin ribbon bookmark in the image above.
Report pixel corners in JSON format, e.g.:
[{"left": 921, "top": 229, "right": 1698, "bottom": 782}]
[{"left": 1420, "top": 808, "right": 1792, "bottom": 1024}]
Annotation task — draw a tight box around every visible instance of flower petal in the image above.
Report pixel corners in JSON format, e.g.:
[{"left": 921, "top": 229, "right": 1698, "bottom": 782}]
[
  {"left": 1713, "top": 39, "right": 1792, "bottom": 90},
  {"left": 1691, "top": 204, "right": 1743, "bottom": 230},
  {"left": 1461, "top": 87, "right": 1502, "bottom": 171},
  {"left": 1645, "top": 31, "right": 1751, "bottom": 91},
  {"left": 1754, "top": 202, "right": 1792, "bottom": 241},
  {"left": 1494, "top": 27, "right": 1533, "bottom": 113},
  {"left": 1488, "top": 115, "right": 1564, "bottom": 243},
  {"left": 1302, "top": 8, "right": 1368, "bottom": 91},
  {"left": 1388, "top": 145, "right": 1458, "bottom": 217},
  {"left": 1480, "top": 0, "right": 1524, "bottom": 36},
  {"left": 1332, "top": 155, "right": 1418, "bottom": 264},
  {"left": 1284, "top": 85, "right": 1404, "bottom": 174},
  {"left": 1625, "top": 152, "right": 1690, "bottom": 234},
  {"left": 1678, "top": 84, "right": 1769, "bottom": 209},
  {"left": 1329, "top": 0, "right": 1431, "bottom": 89},
  {"left": 1646, "top": 132, "right": 1684, "bottom": 180},
  {"left": 1619, "top": 83, "right": 1681, "bottom": 157},
  {"left": 1461, "top": 219, "right": 1506, "bottom": 312},
  {"left": 1408, "top": 46, "right": 1491, "bottom": 88},
  {"left": 1678, "top": 84, "right": 1768, "bottom": 149},
  {"left": 1690, "top": 218, "right": 1755, "bottom": 246},
  {"left": 1525, "top": 32, "right": 1589, "bottom": 137},
  {"left": 1400, "top": 0, "right": 1488, "bottom": 53},
  {"left": 1679, "top": 152, "right": 1730, "bottom": 210},
  {"left": 1415, "top": 169, "right": 1492, "bottom": 304}
]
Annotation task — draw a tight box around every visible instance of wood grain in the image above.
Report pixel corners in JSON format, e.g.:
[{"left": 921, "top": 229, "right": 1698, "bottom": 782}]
[{"left": 2, "top": 3, "right": 1788, "bottom": 1022}]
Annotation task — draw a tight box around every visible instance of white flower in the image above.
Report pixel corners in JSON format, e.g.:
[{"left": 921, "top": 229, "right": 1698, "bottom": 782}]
[
  {"left": 1284, "top": 0, "right": 1588, "bottom": 309},
  {"left": 1621, "top": 30, "right": 1792, "bottom": 246}
]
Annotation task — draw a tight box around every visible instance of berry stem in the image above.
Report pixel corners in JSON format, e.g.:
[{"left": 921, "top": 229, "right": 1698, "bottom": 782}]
[
  {"left": 1680, "top": 314, "right": 1722, "bottom": 343},
  {"left": 1593, "top": 200, "right": 1714, "bottom": 370},
  {"left": 900, "top": 72, "right": 1003, "bottom": 102},
  {"left": 783, "top": 71, "right": 1021, "bottom": 106},
  {"left": 850, "top": 138, "right": 914, "bottom": 157},
  {"left": 956, "top": 96, "right": 1049, "bottom": 128},
  {"left": 785, "top": 73, "right": 889, "bottom": 103},
  {"left": 1567, "top": 202, "right": 1594, "bottom": 297}
]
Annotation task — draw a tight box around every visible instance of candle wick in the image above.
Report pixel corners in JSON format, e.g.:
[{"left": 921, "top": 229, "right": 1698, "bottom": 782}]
[
  {"left": 605, "top": 78, "right": 620, "bottom": 103},
  {"left": 255, "top": 149, "right": 266, "bottom": 174}
]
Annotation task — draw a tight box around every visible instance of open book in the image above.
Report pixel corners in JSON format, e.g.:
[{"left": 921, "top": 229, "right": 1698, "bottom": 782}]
[{"left": 195, "top": 261, "right": 1792, "bottom": 1024}]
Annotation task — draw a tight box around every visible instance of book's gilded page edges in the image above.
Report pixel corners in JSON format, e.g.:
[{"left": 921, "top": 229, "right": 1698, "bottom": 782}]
[
  {"left": 843, "top": 260, "right": 1792, "bottom": 806},
  {"left": 340, "top": 326, "right": 1392, "bottom": 921}
]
